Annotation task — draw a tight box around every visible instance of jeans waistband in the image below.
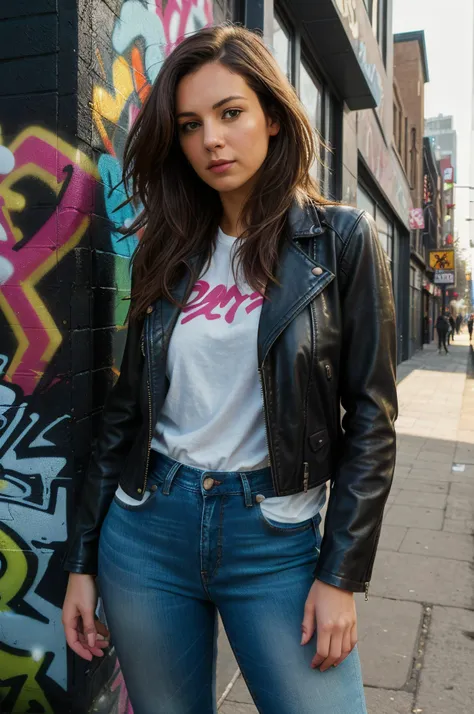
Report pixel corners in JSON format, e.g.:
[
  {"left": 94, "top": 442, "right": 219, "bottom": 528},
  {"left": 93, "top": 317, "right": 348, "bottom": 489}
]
[{"left": 149, "top": 450, "right": 275, "bottom": 507}]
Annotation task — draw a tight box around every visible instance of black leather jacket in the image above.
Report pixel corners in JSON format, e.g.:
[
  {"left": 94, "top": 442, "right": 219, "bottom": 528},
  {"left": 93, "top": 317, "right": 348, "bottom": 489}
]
[{"left": 64, "top": 202, "right": 398, "bottom": 594}]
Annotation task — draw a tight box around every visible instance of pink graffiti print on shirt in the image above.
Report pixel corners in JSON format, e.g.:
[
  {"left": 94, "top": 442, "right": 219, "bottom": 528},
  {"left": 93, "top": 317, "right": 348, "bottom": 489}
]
[{"left": 181, "top": 280, "right": 264, "bottom": 324}]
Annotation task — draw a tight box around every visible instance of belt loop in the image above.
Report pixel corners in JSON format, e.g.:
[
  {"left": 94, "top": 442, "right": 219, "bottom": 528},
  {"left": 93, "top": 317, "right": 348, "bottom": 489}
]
[
  {"left": 162, "top": 461, "right": 181, "bottom": 496},
  {"left": 239, "top": 473, "right": 253, "bottom": 508}
]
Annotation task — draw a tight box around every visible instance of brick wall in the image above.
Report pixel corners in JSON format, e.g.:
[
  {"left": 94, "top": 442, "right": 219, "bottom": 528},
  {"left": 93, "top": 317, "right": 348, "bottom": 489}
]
[
  {"left": 393, "top": 40, "right": 425, "bottom": 213},
  {"left": 0, "top": 1, "right": 231, "bottom": 712}
]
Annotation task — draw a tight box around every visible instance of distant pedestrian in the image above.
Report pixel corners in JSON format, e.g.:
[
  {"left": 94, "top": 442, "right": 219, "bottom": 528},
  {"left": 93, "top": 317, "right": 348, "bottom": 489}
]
[
  {"left": 436, "top": 314, "right": 449, "bottom": 354},
  {"left": 456, "top": 314, "right": 462, "bottom": 334},
  {"left": 448, "top": 314, "right": 456, "bottom": 342},
  {"left": 468, "top": 314, "right": 474, "bottom": 342}
]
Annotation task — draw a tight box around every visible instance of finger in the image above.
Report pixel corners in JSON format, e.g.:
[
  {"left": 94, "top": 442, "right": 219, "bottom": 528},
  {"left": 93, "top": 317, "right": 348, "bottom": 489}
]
[
  {"left": 78, "top": 632, "right": 109, "bottom": 657},
  {"left": 333, "top": 627, "right": 352, "bottom": 667},
  {"left": 64, "top": 623, "right": 93, "bottom": 661},
  {"left": 312, "top": 626, "right": 330, "bottom": 669},
  {"left": 80, "top": 609, "right": 97, "bottom": 649},
  {"left": 350, "top": 622, "right": 358, "bottom": 649},
  {"left": 301, "top": 601, "right": 316, "bottom": 645},
  {"left": 320, "top": 630, "right": 343, "bottom": 672}
]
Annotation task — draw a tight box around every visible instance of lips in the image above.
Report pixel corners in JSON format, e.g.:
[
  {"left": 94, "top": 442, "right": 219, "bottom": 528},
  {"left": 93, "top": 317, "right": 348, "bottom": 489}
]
[{"left": 207, "top": 160, "right": 235, "bottom": 173}]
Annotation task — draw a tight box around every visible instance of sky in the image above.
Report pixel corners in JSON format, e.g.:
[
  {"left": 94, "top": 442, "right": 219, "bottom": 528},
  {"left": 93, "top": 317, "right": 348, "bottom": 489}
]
[{"left": 393, "top": 0, "right": 473, "bottom": 252}]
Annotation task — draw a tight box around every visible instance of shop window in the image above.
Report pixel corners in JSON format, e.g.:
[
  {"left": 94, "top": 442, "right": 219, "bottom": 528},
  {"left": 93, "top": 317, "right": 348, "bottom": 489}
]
[
  {"left": 273, "top": 14, "right": 292, "bottom": 81},
  {"left": 299, "top": 61, "right": 323, "bottom": 185},
  {"left": 357, "top": 185, "right": 376, "bottom": 218}
]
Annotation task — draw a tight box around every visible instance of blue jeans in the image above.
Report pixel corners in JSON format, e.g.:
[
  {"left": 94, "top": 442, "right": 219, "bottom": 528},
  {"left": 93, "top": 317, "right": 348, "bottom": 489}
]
[{"left": 98, "top": 452, "right": 367, "bottom": 714}]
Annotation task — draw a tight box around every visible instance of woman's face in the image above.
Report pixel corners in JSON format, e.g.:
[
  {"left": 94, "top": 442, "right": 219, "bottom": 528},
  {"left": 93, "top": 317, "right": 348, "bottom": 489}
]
[{"left": 176, "top": 62, "right": 279, "bottom": 195}]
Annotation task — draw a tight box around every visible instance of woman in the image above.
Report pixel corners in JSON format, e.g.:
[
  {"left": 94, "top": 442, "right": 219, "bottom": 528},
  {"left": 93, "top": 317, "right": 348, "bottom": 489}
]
[{"left": 62, "top": 24, "right": 397, "bottom": 714}]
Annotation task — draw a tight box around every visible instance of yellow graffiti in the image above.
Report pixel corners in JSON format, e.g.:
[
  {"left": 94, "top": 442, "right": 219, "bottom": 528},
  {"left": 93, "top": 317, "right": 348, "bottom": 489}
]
[
  {"left": 92, "top": 54, "right": 134, "bottom": 150},
  {"left": 0, "top": 650, "right": 54, "bottom": 714},
  {"left": 0, "top": 529, "right": 54, "bottom": 713},
  {"left": 0, "top": 528, "right": 28, "bottom": 611}
]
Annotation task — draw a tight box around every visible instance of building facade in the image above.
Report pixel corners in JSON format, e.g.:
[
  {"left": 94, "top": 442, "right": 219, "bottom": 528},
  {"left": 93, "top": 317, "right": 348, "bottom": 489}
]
[
  {"left": 0, "top": 1, "right": 422, "bottom": 712},
  {"left": 422, "top": 137, "right": 444, "bottom": 339},
  {"left": 425, "top": 114, "right": 458, "bottom": 173},
  {"left": 392, "top": 30, "right": 430, "bottom": 356}
]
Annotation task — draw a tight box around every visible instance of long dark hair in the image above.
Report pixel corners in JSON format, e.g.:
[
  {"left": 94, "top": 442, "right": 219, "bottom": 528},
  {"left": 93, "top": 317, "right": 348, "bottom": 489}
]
[{"left": 121, "top": 23, "right": 332, "bottom": 321}]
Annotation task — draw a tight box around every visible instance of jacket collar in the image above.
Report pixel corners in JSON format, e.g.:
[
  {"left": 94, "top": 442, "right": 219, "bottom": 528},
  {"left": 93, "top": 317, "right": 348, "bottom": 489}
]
[{"left": 287, "top": 199, "right": 324, "bottom": 239}]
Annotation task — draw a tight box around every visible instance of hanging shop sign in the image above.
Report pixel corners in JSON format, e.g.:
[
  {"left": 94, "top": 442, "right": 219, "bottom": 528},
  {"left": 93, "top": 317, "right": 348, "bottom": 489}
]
[
  {"left": 429, "top": 249, "right": 455, "bottom": 285},
  {"left": 409, "top": 208, "right": 425, "bottom": 230},
  {"left": 434, "top": 270, "right": 455, "bottom": 285},
  {"left": 429, "top": 249, "right": 455, "bottom": 271},
  {"left": 443, "top": 166, "right": 454, "bottom": 182}
]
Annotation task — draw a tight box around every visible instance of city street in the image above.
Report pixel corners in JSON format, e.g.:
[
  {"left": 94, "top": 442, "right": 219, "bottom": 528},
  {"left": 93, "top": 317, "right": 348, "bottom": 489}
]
[{"left": 215, "top": 333, "right": 474, "bottom": 714}]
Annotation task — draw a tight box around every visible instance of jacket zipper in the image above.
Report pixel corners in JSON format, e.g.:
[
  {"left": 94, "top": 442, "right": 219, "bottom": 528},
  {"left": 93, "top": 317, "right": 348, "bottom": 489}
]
[
  {"left": 303, "top": 461, "right": 309, "bottom": 493},
  {"left": 139, "top": 320, "right": 152, "bottom": 495},
  {"left": 141, "top": 377, "right": 153, "bottom": 494},
  {"left": 365, "top": 582, "right": 370, "bottom": 601},
  {"left": 258, "top": 366, "right": 277, "bottom": 491}
]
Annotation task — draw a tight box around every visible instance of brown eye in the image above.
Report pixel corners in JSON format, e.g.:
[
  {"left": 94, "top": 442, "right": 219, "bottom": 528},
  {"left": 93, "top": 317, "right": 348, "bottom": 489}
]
[
  {"left": 223, "top": 109, "right": 242, "bottom": 120},
  {"left": 180, "top": 121, "right": 200, "bottom": 133}
]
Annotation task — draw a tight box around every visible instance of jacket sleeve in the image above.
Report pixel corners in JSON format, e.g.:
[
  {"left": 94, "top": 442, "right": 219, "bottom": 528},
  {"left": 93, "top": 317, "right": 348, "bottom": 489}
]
[
  {"left": 314, "top": 211, "right": 398, "bottom": 593},
  {"left": 63, "top": 309, "right": 144, "bottom": 575}
]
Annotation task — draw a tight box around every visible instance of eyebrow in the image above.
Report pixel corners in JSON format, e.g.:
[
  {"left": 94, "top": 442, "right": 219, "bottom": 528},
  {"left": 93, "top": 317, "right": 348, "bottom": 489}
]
[{"left": 176, "top": 95, "right": 247, "bottom": 119}]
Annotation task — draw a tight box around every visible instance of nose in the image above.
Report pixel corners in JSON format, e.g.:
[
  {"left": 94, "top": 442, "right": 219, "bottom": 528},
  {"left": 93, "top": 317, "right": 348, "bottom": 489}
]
[{"left": 203, "top": 120, "right": 224, "bottom": 152}]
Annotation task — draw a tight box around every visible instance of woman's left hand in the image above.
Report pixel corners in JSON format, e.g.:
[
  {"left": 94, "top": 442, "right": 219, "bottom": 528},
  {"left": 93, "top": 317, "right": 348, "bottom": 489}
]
[{"left": 301, "top": 579, "right": 357, "bottom": 672}]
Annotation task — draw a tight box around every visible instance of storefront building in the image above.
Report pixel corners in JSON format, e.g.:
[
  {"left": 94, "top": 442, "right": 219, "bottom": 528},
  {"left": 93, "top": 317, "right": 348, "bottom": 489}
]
[{"left": 242, "top": 0, "right": 413, "bottom": 363}]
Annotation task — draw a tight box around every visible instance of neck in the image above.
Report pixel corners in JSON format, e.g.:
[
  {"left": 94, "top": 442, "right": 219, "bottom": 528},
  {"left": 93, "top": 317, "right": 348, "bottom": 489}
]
[{"left": 219, "top": 186, "right": 249, "bottom": 237}]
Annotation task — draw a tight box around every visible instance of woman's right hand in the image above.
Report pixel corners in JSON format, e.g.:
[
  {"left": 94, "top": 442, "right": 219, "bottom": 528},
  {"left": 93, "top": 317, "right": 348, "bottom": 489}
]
[{"left": 62, "top": 573, "right": 110, "bottom": 661}]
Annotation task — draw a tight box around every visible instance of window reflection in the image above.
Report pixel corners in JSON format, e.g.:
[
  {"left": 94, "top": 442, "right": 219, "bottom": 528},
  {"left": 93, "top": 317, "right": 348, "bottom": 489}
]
[{"left": 273, "top": 15, "right": 291, "bottom": 80}]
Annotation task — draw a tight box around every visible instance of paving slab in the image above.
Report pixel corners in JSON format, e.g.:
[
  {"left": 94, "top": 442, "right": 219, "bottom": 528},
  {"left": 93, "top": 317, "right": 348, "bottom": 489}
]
[
  {"left": 409, "top": 466, "right": 470, "bottom": 483},
  {"left": 370, "top": 552, "right": 474, "bottom": 607},
  {"left": 378, "top": 525, "right": 407, "bottom": 551},
  {"left": 399, "top": 528, "right": 474, "bottom": 561},
  {"left": 415, "top": 449, "right": 454, "bottom": 464},
  {"left": 356, "top": 596, "right": 422, "bottom": 689},
  {"left": 219, "top": 702, "right": 256, "bottom": 713},
  {"left": 217, "top": 620, "right": 239, "bottom": 699},
  {"left": 449, "top": 481, "right": 474, "bottom": 499},
  {"left": 384, "top": 504, "right": 444, "bottom": 529},
  {"left": 416, "top": 606, "right": 474, "bottom": 714},
  {"left": 364, "top": 687, "right": 413, "bottom": 714},
  {"left": 393, "top": 490, "right": 447, "bottom": 509},
  {"left": 443, "top": 517, "right": 474, "bottom": 535},
  {"left": 400, "top": 479, "right": 449, "bottom": 494},
  {"left": 224, "top": 675, "right": 254, "bottom": 705}
]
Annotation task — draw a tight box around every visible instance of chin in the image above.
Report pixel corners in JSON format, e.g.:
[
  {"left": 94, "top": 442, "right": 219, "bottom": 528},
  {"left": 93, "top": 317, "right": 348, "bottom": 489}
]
[{"left": 208, "top": 176, "right": 251, "bottom": 193}]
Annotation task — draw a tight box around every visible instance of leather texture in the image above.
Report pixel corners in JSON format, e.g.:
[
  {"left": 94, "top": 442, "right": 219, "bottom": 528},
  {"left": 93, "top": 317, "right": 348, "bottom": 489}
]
[{"left": 64, "top": 201, "right": 398, "bottom": 592}]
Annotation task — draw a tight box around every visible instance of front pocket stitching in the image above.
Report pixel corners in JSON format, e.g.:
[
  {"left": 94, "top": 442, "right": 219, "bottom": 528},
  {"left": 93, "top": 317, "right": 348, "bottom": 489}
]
[{"left": 257, "top": 506, "right": 314, "bottom": 533}]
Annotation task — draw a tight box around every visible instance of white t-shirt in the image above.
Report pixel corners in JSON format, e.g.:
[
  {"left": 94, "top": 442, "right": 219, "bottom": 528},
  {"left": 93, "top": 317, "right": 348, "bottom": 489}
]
[{"left": 116, "top": 228, "right": 326, "bottom": 523}]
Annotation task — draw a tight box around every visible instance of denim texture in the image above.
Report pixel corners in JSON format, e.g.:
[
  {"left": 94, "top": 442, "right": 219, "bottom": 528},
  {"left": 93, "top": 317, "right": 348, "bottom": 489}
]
[{"left": 98, "top": 452, "right": 367, "bottom": 714}]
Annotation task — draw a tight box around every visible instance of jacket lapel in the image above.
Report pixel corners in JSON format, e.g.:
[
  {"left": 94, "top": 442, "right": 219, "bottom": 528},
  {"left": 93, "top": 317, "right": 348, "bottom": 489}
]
[{"left": 257, "top": 238, "right": 334, "bottom": 365}]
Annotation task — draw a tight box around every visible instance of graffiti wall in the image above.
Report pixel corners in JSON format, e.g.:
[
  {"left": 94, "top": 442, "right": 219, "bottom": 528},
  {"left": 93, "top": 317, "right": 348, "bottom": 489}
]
[{"left": 0, "top": 1, "right": 227, "bottom": 712}]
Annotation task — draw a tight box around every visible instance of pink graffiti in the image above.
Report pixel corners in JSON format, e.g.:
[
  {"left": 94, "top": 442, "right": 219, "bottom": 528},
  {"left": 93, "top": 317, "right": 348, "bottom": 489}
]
[
  {"left": 0, "top": 132, "right": 97, "bottom": 395},
  {"left": 181, "top": 280, "right": 264, "bottom": 324},
  {"left": 110, "top": 658, "right": 134, "bottom": 714},
  {"left": 156, "top": 0, "right": 214, "bottom": 52}
]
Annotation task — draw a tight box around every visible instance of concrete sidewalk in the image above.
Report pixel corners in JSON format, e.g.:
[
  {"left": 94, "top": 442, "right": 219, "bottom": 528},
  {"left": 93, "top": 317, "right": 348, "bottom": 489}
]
[{"left": 216, "top": 333, "right": 474, "bottom": 713}]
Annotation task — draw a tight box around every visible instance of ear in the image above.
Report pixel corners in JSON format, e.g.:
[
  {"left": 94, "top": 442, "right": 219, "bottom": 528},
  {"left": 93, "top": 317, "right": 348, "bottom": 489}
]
[{"left": 267, "top": 116, "right": 280, "bottom": 137}]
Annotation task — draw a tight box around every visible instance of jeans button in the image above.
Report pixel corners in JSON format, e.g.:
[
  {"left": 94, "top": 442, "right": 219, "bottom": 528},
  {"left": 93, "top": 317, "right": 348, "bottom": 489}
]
[
  {"left": 256, "top": 494, "right": 265, "bottom": 503},
  {"left": 203, "top": 477, "right": 215, "bottom": 491},
  {"left": 150, "top": 484, "right": 158, "bottom": 492}
]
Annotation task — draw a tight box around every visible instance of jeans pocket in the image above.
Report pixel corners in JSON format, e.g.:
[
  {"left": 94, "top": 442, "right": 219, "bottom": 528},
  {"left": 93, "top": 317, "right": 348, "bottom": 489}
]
[
  {"left": 112, "top": 487, "right": 159, "bottom": 512},
  {"left": 257, "top": 505, "right": 315, "bottom": 534}
]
